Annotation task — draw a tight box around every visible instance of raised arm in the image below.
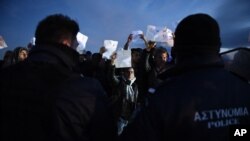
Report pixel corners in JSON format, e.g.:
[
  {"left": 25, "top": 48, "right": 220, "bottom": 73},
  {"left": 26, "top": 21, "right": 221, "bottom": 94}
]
[
  {"left": 107, "top": 53, "right": 120, "bottom": 86},
  {"left": 124, "top": 34, "right": 133, "bottom": 50},
  {"left": 139, "top": 34, "right": 149, "bottom": 49}
]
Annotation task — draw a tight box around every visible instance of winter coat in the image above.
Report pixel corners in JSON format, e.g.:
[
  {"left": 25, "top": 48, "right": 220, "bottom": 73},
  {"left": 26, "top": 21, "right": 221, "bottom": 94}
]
[
  {"left": 108, "top": 65, "right": 139, "bottom": 121},
  {"left": 120, "top": 58, "right": 250, "bottom": 141},
  {"left": 0, "top": 43, "right": 117, "bottom": 141}
]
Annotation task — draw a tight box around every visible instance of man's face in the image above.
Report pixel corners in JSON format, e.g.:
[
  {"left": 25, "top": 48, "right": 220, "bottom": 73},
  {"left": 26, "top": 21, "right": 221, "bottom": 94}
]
[
  {"left": 123, "top": 68, "right": 135, "bottom": 81},
  {"left": 18, "top": 50, "right": 28, "bottom": 61},
  {"left": 155, "top": 52, "right": 168, "bottom": 64}
]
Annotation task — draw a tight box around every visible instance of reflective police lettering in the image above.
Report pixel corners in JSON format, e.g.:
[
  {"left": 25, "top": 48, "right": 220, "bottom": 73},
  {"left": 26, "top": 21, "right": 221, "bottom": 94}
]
[
  {"left": 194, "top": 111, "right": 208, "bottom": 122},
  {"left": 194, "top": 112, "right": 202, "bottom": 121},
  {"left": 234, "top": 129, "right": 247, "bottom": 136},
  {"left": 214, "top": 107, "right": 249, "bottom": 119},
  {"left": 193, "top": 107, "right": 249, "bottom": 129},
  {"left": 207, "top": 118, "right": 239, "bottom": 129}
]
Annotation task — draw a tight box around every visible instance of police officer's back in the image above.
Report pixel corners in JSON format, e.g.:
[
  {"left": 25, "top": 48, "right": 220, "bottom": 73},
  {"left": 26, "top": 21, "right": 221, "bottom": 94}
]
[{"left": 120, "top": 13, "right": 250, "bottom": 141}]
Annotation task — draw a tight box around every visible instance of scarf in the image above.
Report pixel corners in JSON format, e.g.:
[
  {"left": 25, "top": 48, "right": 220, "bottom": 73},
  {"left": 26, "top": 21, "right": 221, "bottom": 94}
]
[{"left": 123, "top": 77, "right": 136, "bottom": 102}]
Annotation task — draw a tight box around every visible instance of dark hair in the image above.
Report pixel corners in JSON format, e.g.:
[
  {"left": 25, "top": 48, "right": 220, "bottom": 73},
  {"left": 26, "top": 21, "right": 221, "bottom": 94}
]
[
  {"left": 86, "top": 51, "right": 92, "bottom": 56},
  {"left": 35, "top": 14, "right": 79, "bottom": 45},
  {"left": 153, "top": 47, "right": 169, "bottom": 59},
  {"left": 148, "top": 41, "right": 156, "bottom": 44},
  {"left": 92, "top": 53, "right": 102, "bottom": 63},
  {"left": 174, "top": 13, "right": 221, "bottom": 54},
  {"left": 11, "top": 47, "right": 28, "bottom": 64}
]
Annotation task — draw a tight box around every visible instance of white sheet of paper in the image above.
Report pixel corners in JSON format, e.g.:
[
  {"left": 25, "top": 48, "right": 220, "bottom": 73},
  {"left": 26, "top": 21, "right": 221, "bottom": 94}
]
[
  {"left": 146, "top": 25, "right": 173, "bottom": 42},
  {"left": 132, "top": 30, "right": 143, "bottom": 35},
  {"left": 0, "top": 36, "right": 8, "bottom": 49},
  {"left": 131, "top": 30, "right": 143, "bottom": 42},
  {"left": 146, "top": 25, "right": 158, "bottom": 41},
  {"left": 115, "top": 49, "right": 132, "bottom": 68},
  {"left": 103, "top": 40, "right": 118, "bottom": 59},
  {"left": 76, "top": 32, "right": 88, "bottom": 54}
]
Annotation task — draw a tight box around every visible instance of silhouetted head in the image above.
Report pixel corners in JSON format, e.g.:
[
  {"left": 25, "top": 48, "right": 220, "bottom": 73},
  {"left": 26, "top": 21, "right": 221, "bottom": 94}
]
[
  {"left": 174, "top": 13, "right": 221, "bottom": 56},
  {"left": 35, "top": 14, "right": 79, "bottom": 49},
  {"left": 148, "top": 40, "right": 156, "bottom": 48}
]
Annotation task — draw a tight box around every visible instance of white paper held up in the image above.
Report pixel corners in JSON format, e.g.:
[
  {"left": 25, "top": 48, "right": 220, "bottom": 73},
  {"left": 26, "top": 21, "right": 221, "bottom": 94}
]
[
  {"left": 103, "top": 40, "right": 118, "bottom": 59},
  {"left": 131, "top": 30, "right": 143, "bottom": 42},
  {"left": 146, "top": 25, "right": 173, "bottom": 43},
  {"left": 0, "top": 36, "right": 8, "bottom": 49},
  {"left": 115, "top": 49, "right": 132, "bottom": 68},
  {"left": 76, "top": 32, "right": 88, "bottom": 54}
]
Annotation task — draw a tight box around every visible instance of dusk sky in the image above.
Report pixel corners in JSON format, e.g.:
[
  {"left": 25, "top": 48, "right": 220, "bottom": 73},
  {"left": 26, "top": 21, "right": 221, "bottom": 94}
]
[{"left": 0, "top": 0, "right": 250, "bottom": 58}]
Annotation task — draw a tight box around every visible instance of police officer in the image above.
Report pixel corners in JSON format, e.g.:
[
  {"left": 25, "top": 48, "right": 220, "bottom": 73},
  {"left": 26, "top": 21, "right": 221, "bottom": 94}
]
[{"left": 120, "top": 13, "right": 250, "bottom": 141}]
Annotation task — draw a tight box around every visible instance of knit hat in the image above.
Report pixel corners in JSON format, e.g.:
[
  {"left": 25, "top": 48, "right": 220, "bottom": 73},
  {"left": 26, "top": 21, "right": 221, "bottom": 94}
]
[{"left": 174, "top": 13, "right": 221, "bottom": 54}]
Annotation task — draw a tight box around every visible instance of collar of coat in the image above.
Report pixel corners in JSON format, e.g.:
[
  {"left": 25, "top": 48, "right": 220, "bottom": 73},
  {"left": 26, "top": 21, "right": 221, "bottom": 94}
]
[
  {"left": 28, "top": 43, "right": 80, "bottom": 72},
  {"left": 158, "top": 58, "right": 224, "bottom": 80}
]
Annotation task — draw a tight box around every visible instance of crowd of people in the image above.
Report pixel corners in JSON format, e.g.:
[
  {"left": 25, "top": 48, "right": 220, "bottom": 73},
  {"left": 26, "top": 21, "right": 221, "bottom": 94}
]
[
  {"left": 0, "top": 47, "right": 28, "bottom": 68},
  {"left": 0, "top": 13, "right": 250, "bottom": 141}
]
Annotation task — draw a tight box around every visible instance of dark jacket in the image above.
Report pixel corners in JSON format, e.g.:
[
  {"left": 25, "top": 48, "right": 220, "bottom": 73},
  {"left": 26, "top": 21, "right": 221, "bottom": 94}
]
[
  {"left": 120, "top": 57, "right": 250, "bottom": 141},
  {"left": 108, "top": 65, "right": 139, "bottom": 121},
  {"left": 0, "top": 43, "right": 117, "bottom": 141}
]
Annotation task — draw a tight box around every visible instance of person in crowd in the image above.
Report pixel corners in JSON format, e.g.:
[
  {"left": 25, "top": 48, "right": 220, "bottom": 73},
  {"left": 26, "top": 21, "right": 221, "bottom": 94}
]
[
  {"left": 138, "top": 33, "right": 156, "bottom": 68},
  {"left": 78, "top": 46, "right": 112, "bottom": 97},
  {"left": 85, "top": 50, "right": 92, "bottom": 61},
  {"left": 0, "top": 50, "right": 13, "bottom": 69},
  {"left": 137, "top": 35, "right": 172, "bottom": 106},
  {"left": 11, "top": 46, "right": 29, "bottom": 64},
  {"left": 131, "top": 48, "right": 142, "bottom": 74},
  {"left": 0, "top": 14, "right": 117, "bottom": 141},
  {"left": 99, "top": 46, "right": 107, "bottom": 55},
  {"left": 91, "top": 52, "right": 112, "bottom": 96},
  {"left": 123, "top": 33, "right": 158, "bottom": 106},
  {"left": 143, "top": 46, "right": 171, "bottom": 95},
  {"left": 108, "top": 52, "right": 140, "bottom": 136},
  {"left": 123, "top": 34, "right": 141, "bottom": 76},
  {"left": 124, "top": 33, "right": 156, "bottom": 69},
  {"left": 120, "top": 13, "right": 250, "bottom": 141},
  {"left": 123, "top": 34, "right": 143, "bottom": 75},
  {"left": 79, "top": 52, "right": 93, "bottom": 77}
]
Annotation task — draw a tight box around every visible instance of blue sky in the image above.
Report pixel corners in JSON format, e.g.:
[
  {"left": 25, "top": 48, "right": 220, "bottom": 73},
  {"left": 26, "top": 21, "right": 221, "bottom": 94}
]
[{"left": 0, "top": 0, "right": 250, "bottom": 58}]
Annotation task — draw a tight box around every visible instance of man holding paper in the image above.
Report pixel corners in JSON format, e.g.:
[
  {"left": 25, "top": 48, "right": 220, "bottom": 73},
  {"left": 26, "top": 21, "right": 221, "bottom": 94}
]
[{"left": 108, "top": 50, "right": 141, "bottom": 136}]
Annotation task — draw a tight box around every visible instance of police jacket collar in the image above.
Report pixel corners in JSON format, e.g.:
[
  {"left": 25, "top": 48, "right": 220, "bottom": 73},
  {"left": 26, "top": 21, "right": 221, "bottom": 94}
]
[
  {"left": 28, "top": 43, "right": 80, "bottom": 72},
  {"left": 158, "top": 56, "right": 224, "bottom": 80}
]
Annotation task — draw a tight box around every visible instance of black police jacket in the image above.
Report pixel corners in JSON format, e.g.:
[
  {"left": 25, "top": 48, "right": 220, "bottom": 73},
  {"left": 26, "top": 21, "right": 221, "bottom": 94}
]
[{"left": 120, "top": 58, "right": 250, "bottom": 141}]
